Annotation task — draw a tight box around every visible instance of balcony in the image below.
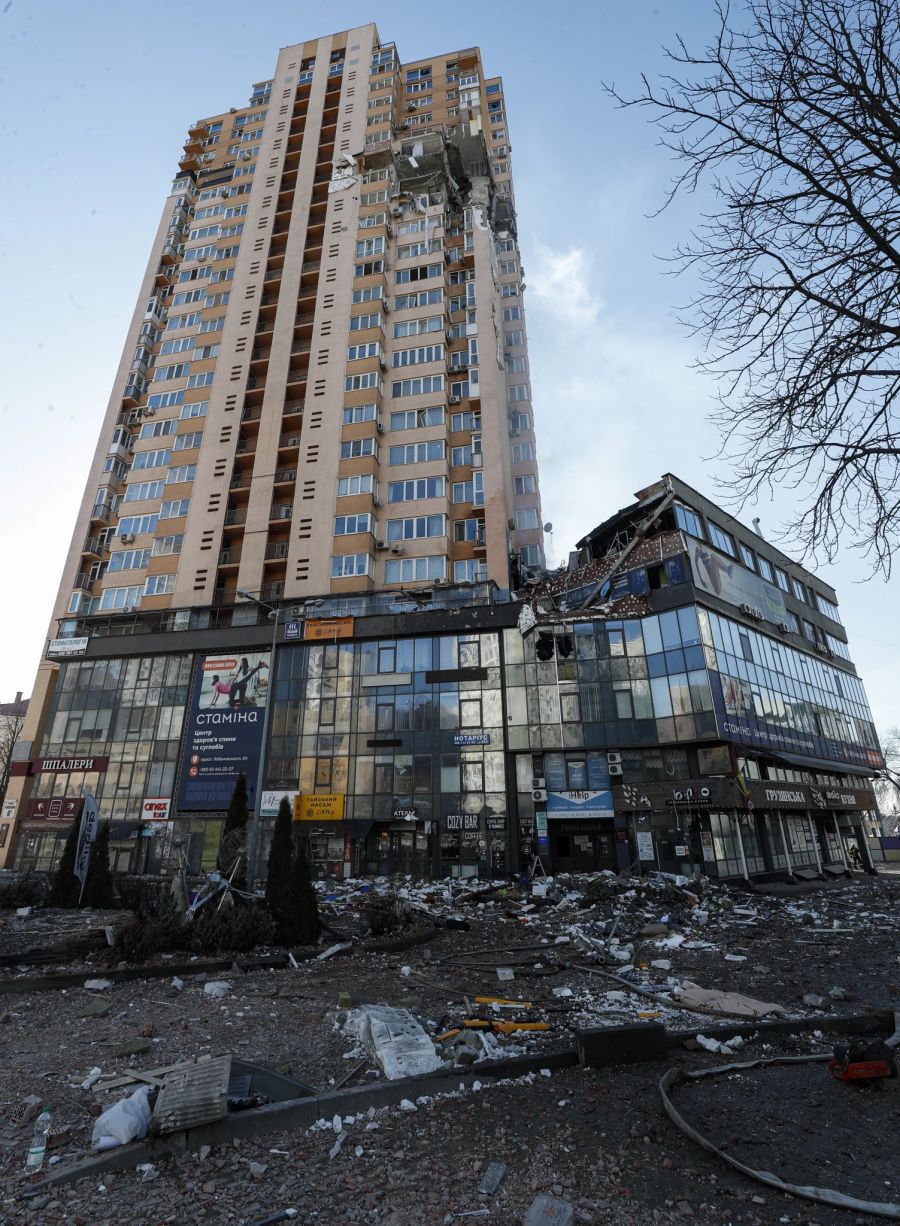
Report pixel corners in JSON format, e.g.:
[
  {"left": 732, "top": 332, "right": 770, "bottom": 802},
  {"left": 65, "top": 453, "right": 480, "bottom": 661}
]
[
  {"left": 90, "top": 504, "right": 114, "bottom": 526},
  {"left": 218, "top": 548, "right": 241, "bottom": 568},
  {"left": 230, "top": 472, "right": 252, "bottom": 491},
  {"left": 223, "top": 507, "right": 248, "bottom": 527},
  {"left": 278, "top": 433, "right": 301, "bottom": 451},
  {"left": 73, "top": 571, "right": 95, "bottom": 592},
  {"left": 82, "top": 534, "right": 106, "bottom": 558},
  {"left": 273, "top": 468, "right": 297, "bottom": 484},
  {"left": 260, "top": 581, "right": 285, "bottom": 601},
  {"left": 282, "top": 401, "right": 304, "bottom": 418},
  {"left": 122, "top": 379, "right": 146, "bottom": 407},
  {"left": 160, "top": 240, "right": 182, "bottom": 265},
  {"left": 241, "top": 405, "right": 263, "bottom": 423},
  {"left": 265, "top": 542, "right": 290, "bottom": 561},
  {"left": 269, "top": 505, "right": 292, "bottom": 522}
]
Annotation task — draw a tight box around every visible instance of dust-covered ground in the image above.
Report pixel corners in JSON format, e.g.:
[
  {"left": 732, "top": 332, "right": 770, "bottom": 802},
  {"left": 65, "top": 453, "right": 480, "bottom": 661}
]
[{"left": 0, "top": 869, "right": 897, "bottom": 1225}]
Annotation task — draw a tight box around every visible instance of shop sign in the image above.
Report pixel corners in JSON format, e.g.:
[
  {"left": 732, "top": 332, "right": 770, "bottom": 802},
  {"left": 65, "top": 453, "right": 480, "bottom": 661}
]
[
  {"left": 446, "top": 813, "right": 479, "bottom": 831},
  {"left": 29, "top": 797, "right": 85, "bottom": 823},
  {"left": 261, "top": 790, "right": 299, "bottom": 817},
  {"left": 391, "top": 806, "right": 417, "bottom": 822},
  {"left": 536, "top": 811, "right": 548, "bottom": 846},
  {"left": 36, "top": 756, "right": 108, "bottom": 774},
  {"left": 763, "top": 787, "right": 806, "bottom": 806},
  {"left": 284, "top": 621, "right": 302, "bottom": 639},
  {"left": 667, "top": 786, "right": 712, "bottom": 806},
  {"left": 294, "top": 794, "right": 344, "bottom": 822},
  {"left": 486, "top": 817, "right": 506, "bottom": 830},
  {"left": 140, "top": 797, "right": 171, "bottom": 823},
  {"left": 700, "top": 831, "right": 716, "bottom": 860},
  {"left": 47, "top": 636, "right": 89, "bottom": 657},
  {"left": 2, "top": 797, "right": 17, "bottom": 822},
  {"left": 452, "top": 733, "right": 491, "bottom": 746},
  {"left": 303, "top": 617, "right": 354, "bottom": 641},
  {"left": 547, "top": 789, "right": 614, "bottom": 820},
  {"left": 636, "top": 830, "right": 654, "bottom": 861},
  {"left": 674, "top": 844, "right": 688, "bottom": 857},
  {"left": 176, "top": 649, "right": 271, "bottom": 811}
]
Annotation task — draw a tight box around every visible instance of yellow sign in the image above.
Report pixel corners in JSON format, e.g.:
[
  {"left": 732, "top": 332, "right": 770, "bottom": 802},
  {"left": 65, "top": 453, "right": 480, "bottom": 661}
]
[
  {"left": 303, "top": 617, "right": 354, "bottom": 641},
  {"left": 294, "top": 793, "right": 345, "bottom": 822}
]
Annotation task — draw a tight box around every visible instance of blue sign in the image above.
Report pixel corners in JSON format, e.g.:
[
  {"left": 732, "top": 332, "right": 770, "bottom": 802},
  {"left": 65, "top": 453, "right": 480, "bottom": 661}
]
[
  {"left": 177, "top": 649, "right": 271, "bottom": 811},
  {"left": 284, "top": 621, "right": 302, "bottom": 639},
  {"left": 453, "top": 733, "right": 491, "bottom": 746},
  {"left": 709, "top": 672, "right": 883, "bottom": 771},
  {"left": 547, "top": 790, "right": 615, "bottom": 820}
]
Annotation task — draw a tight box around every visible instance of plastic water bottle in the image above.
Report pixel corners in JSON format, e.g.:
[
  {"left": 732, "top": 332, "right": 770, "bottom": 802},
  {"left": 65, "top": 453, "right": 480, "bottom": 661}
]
[{"left": 24, "top": 1108, "right": 51, "bottom": 1173}]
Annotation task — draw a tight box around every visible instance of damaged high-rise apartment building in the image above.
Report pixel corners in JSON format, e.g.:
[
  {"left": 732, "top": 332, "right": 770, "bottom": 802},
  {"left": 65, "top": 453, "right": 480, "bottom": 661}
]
[{"left": 2, "top": 26, "right": 544, "bottom": 873}]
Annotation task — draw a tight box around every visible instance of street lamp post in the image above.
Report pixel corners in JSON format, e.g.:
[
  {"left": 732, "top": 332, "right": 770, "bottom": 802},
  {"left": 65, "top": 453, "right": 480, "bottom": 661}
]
[{"left": 236, "top": 589, "right": 280, "bottom": 890}]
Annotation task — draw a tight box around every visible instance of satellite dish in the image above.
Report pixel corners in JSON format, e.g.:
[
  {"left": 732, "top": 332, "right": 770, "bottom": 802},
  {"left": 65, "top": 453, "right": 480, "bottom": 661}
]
[{"left": 543, "top": 522, "right": 553, "bottom": 532}]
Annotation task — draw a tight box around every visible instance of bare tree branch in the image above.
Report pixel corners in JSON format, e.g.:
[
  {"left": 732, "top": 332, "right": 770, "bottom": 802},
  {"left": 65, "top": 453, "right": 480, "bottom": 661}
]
[{"left": 607, "top": 0, "right": 900, "bottom": 574}]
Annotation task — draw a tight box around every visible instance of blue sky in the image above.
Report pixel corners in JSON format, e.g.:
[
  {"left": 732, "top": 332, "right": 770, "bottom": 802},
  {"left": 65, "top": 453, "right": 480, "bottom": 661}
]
[{"left": 1, "top": 0, "right": 898, "bottom": 736}]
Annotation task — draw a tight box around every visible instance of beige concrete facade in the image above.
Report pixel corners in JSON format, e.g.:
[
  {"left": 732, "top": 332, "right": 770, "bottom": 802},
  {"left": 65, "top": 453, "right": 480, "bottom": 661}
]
[{"left": 0, "top": 25, "right": 544, "bottom": 865}]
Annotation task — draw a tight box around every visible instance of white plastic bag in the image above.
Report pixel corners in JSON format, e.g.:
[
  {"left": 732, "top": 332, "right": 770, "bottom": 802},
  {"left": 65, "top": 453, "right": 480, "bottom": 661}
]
[{"left": 91, "top": 1085, "right": 152, "bottom": 1150}]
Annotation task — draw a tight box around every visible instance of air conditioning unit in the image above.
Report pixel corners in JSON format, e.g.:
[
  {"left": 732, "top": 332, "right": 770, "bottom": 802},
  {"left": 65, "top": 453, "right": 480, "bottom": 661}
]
[
  {"left": 507, "top": 518, "right": 515, "bottom": 531},
  {"left": 379, "top": 357, "right": 387, "bottom": 371},
  {"left": 778, "top": 622, "right": 790, "bottom": 634},
  {"left": 449, "top": 395, "right": 461, "bottom": 405},
  {"left": 406, "top": 103, "right": 417, "bottom": 112},
  {"left": 376, "top": 420, "right": 384, "bottom": 434},
  {"left": 390, "top": 544, "right": 405, "bottom": 555},
  {"left": 242, "top": 151, "right": 252, "bottom": 160},
  {"left": 532, "top": 788, "right": 547, "bottom": 803},
  {"left": 391, "top": 206, "right": 403, "bottom": 217},
  {"left": 608, "top": 764, "right": 623, "bottom": 777},
  {"left": 385, "top": 223, "right": 393, "bottom": 237},
  {"left": 142, "top": 407, "right": 156, "bottom": 416},
  {"left": 607, "top": 752, "right": 622, "bottom": 765},
  {"left": 376, "top": 540, "right": 389, "bottom": 550},
  {"left": 229, "top": 107, "right": 238, "bottom": 114},
  {"left": 382, "top": 300, "right": 391, "bottom": 313},
  {"left": 120, "top": 534, "right": 135, "bottom": 545},
  {"left": 372, "top": 494, "right": 382, "bottom": 506},
  {"left": 531, "top": 776, "right": 546, "bottom": 790}
]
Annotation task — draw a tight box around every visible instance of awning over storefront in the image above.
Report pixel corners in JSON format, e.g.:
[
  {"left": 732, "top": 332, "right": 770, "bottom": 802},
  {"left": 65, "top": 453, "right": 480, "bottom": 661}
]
[{"left": 773, "top": 751, "right": 876, "bottom": 779}]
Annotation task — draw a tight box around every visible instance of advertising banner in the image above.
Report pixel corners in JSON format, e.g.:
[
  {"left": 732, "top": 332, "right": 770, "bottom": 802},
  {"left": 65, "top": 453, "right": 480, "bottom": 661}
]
[
  {"left": 177, "top": 649, "right": 271, "bottom": 812},
  {"left": 688, "top": 540, "right": 786, "bottom": 624},
  {"left": 47, "top": 637, "right": 89, "bottom": 657},
  {"left": 261, "top": 790, "right": 299, "bottom": 817},
  {"left": 294, "top": 794, "right": 344, "bottom": 821},
  {"left": 304, "top": 617, "right": 354, "bottom": 641},
  {"left": 709, "top": 672, "right": 884, "bottom": 771},
  {"left": 74, "top": 794, "right": 99, "bottom": 887},
  {"left": 140, "top": 797, "right": 171, "bottom": 823}
]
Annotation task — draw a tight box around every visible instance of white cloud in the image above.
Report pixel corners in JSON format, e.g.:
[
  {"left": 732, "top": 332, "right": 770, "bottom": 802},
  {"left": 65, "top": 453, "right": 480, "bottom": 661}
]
[
  {"left": 527, "top": 242, "right": 604, "bottom": 328},
  {"left": 524, "top": 239, "right": 715, "bottom": 567}
]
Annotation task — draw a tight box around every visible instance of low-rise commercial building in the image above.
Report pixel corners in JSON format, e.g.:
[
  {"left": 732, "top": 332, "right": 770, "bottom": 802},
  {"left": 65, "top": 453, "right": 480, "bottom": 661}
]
[{"left": 4, "top": 475, "right": 883, "bottom": 881}]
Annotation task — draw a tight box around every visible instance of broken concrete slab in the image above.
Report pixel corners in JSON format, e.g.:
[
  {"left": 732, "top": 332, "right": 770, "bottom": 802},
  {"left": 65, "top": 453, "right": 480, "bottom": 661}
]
[
  {"left": 343, "top": 1005, "right": 443, "bottom": 1080},
  {"left": 670, "top": 986, "right": 786, "bottom": 1019}
]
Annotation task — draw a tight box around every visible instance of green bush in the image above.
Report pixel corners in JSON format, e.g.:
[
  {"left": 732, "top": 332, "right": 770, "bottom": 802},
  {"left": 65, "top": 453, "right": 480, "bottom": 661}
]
[
  {"left": 0, "top": 873, "right": 48, "bottom": 909},
  {"left": 112, "top": 905, "right": 189, "bottom": 963},
  {"left": 81, "top": 823, "right": 114, "bottom": 909},
  {"left": 48, "top": 823, "right": 81, "bottom": 908},
  {"left": 190, "top": 904, "right": 276, "bottom": 953},
  {"left": 281, "top": 832, "right": 320, "bottom": 946}
]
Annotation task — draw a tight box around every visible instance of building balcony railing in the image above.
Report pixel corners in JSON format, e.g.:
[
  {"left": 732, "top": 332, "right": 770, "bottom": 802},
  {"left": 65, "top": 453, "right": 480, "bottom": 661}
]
[
  {"left": 73, "top": 571, "right": 95, "bottom": 591},
  {"left": 223, "top": 507, "right": 248, "bottom": 527},
  {"left": 282, "top": 401, "right": 304, "bottom": 417},
  {"left": 273, "top": 468, "right": 297, "bottom": 484}
]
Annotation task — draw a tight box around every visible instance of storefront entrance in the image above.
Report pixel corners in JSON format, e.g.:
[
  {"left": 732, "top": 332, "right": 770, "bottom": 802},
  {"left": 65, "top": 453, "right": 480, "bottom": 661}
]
[
  {"left": 364, "top": 823, "right": 431, "bottom": 877},
  {"left": 548, "top": 820, "right": 617, "bottom": 872}
]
